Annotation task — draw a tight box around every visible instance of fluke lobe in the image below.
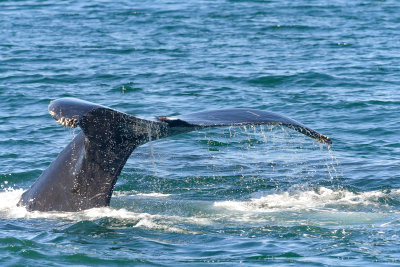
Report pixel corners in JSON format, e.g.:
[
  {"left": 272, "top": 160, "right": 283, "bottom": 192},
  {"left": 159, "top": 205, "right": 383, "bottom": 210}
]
[{"left": 18, "top": 98, "right": 331, "bottom": 212}]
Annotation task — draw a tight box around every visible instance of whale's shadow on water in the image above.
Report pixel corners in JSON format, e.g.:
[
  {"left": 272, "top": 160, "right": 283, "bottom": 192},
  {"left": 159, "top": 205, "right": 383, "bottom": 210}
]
[{"left": 17, "top": 98, "right": 332, "bottom": 212}]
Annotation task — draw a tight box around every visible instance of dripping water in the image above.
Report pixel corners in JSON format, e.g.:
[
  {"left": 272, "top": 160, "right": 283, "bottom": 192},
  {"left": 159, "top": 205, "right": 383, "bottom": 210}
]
[{"left": 147, "top": 123, "right": 158, "bottom": 176}]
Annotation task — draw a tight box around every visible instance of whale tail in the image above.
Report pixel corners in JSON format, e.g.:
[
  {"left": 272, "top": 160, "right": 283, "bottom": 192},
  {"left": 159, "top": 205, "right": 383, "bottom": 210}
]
[
  {"left": 19, "top": 98, "right": 173, "bottom": 211},
  {"left": 48, "top": 97, "right": 331, "bottom": 145},
  {"left": 19, "top": 98, "right": 331, "bottom": 212}
]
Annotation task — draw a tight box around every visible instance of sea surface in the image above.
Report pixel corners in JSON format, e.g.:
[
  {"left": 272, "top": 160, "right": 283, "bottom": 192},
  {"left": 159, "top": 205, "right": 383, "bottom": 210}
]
[{"left": 1, "top": 0, "right": 400, "bottom": 266}]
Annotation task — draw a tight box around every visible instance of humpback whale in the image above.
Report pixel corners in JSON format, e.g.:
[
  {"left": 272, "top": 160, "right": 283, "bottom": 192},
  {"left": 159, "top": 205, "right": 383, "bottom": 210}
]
[{"left": 18, "top": 98, "right": 331, "bottom": 212}]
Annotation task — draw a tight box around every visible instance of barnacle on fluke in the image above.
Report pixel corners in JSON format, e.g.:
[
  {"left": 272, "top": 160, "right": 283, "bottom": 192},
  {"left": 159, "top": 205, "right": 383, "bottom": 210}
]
[{"left": 56, "top": 117, "right": 78, "bottom": 128}]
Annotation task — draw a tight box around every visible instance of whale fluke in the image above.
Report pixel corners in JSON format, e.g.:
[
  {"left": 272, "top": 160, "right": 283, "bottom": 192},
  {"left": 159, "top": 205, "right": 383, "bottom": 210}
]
[
  {"left": 18, "top": 98, "right": 331, "bottom": 212},
  {"left": 157, "top": 109, "right": 331, "bottom": 145}
]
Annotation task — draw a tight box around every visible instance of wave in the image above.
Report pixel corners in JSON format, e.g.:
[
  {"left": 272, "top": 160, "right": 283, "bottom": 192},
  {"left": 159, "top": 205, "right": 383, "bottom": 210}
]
[{"left": 247, "top": 72, "right": 336, "bottom": 87}]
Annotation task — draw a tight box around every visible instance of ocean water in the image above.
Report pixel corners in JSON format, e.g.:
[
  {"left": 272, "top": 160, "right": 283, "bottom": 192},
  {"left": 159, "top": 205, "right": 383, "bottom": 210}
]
[{"left": 1, "top": 0, "right": 400, "bottom": 265}]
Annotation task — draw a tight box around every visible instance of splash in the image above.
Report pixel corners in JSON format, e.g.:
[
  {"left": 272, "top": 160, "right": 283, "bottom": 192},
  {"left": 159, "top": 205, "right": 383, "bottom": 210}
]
[
  {"left": 214, "top": 187, "right": 400, "bottom": 213},
  {"left": 0, "top": 187, "right": 191, "bottom": 233},
  {"left": 2, "top": 186, "right": 400, "bottom": 231},
  {"left": 0, "top": 187, "right": 27, "bottom": 218},
  {"left": 197, "top": 124, "right": 342, "bottom": 192}
]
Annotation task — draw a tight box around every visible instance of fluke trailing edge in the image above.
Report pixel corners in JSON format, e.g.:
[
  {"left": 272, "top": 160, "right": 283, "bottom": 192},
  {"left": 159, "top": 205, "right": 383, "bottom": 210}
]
[{"left": 18, "top": 98, "right": 332, "bottom": 212}]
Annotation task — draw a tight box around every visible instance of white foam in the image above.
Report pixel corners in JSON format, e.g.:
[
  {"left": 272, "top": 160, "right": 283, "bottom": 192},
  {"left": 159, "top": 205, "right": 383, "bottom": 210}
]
[
  {"left": 3, "top": 187, "right": 399, "bottom": 230},
  {"left": 214, "top": 187, "right": 396, "bottom": 212},
  {"left": 0, "top": 188, "right": 189, "bottom": 233},
  {"left": 0, "top": 188, "right": 28, "bottom": 218},
  {"left": 211, "top": 187, "right": 400, "bottom": 227},
  {"left": 112, "top": 191, "right": 171, "bottom": 198}
]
